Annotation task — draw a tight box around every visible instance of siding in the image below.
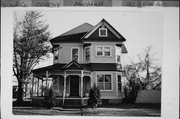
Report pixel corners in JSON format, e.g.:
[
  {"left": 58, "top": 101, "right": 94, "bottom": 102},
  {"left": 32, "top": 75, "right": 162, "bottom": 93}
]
[{"left": 58, "top": 43, "right": 84, "bottom": 63}]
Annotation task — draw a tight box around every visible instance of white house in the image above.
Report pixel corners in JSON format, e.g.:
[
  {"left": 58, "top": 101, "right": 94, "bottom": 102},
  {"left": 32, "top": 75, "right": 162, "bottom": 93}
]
[{"left": 32, "top": 19, "right": 128, "bottom": 106}]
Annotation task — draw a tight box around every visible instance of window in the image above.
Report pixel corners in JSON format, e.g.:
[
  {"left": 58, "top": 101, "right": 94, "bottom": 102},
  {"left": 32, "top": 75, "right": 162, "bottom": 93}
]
[
  {"left": 96, "top": 47, "right": 103, "bottom": 56},
  {"left": 104, "top": 47, "right": 110, "bottom": 56},
  {"left": 54, "top": 49, "right": 59, "bottom": 63},
  {"left": 117, "top": 55, "right": 120, "bottom": 62},
  {"left": 85, "top": 47, "right": 90, "bottom": 62},
  {"left": 96, "top": 46, "right": 111, "bottom": 57},
  {"left": 72, "top": 48, "right": 79, "bottom": 62},
  {"left": 99, "top": 25, "right": 107, "bottom": 37},
  {"left": 118, "top": 75, "right": 121, "bottom": 91},
  {"left": 116, "top": 47, "right": 121, "bottom": 63},
  {"left": 97, "top": 74, "right": 112, "bottom": 90}
]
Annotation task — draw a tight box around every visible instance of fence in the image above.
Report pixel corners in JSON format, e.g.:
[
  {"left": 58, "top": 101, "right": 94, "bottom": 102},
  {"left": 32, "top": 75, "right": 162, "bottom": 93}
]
[{"left": 136, "top": 90, "right": 161, "bottom": 103}]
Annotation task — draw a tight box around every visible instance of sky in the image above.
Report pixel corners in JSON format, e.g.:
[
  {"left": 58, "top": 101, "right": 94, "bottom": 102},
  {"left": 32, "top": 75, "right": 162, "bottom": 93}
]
[{"left": 15, "top": 9, "right": 163, "bottom": 69}]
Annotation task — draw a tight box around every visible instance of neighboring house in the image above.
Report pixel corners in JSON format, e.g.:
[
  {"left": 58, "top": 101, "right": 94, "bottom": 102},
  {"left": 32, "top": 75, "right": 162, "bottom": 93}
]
[{"left": 32, "top": 19, "right": 128, "bottom": 106}]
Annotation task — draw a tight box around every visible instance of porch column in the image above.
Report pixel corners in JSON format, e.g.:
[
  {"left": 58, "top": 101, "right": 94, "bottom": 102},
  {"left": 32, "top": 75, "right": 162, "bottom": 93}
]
[
  {"left": 90, "top": 74, "right": 92, "bottom": 88},
  {"left": 34, "top": 78, "right": 37, "bottom": 96},
  {"left": 62, "top": 71, "right": 66, "bottom": 106},
  {"left": 31, "top": 75, "right": 34, "bottom": 98},
  {"left": 37, "top": 78, "right": 39, "bottom": 97},
  {"left": 80, "top": 71, "right": 84, "bottom": 106},
  {"left": 46, "top": 70, "right": 48, "bottom": 87},
  {"left": 81, "top": 70, "right": 84, "bottom": 98},
  {"left": 41, "top": 79, "right": 44, "bottom": 96}
]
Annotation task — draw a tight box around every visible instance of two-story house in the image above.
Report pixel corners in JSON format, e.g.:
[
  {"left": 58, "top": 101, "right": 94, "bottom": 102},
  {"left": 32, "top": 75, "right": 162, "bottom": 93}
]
[{"left": 32, "top": 19, "right": 128, "bottom": 106}]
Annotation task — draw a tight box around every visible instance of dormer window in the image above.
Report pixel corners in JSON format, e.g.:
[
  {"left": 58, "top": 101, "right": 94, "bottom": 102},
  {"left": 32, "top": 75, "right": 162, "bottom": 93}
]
[{"left": 99, "top": 25, "right": 107, "bottom": 37}]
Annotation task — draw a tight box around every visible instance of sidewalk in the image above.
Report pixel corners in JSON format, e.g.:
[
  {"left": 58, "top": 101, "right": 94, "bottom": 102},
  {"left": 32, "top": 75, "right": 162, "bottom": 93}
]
[
  {"left": 13, "top": 104, "right": 161, "bottom": 116},
  {"left": 82, "top": 107, "right": 160, "bottom": 116}
]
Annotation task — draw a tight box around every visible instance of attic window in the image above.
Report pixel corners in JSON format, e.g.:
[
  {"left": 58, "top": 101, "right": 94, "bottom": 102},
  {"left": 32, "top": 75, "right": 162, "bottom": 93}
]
[{"left": 99, "top": 25, "right": 107, "bottom": 37}]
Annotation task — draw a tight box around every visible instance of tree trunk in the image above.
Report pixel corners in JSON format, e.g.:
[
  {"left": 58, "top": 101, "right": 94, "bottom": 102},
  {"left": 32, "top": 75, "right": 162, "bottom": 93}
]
[{"left": 17, "top": 81, "right": 24, "bottom": 104}]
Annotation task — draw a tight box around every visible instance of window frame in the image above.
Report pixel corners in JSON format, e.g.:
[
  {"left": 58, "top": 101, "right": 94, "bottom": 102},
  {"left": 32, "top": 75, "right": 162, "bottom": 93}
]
[
  {"left": 85, "top": 47, "right": 90, "bottom": 62},
  {"left": 116, "top": 47, "right": 121, "bottom": 63},
  {"left": 99, "top": 27, "right": 108, "bottom": 37},
  {"left": 71, "top": 47, "right": 80, "bottom": 62},
  {"left": 96, "top": 46, "right": 111, "bottom": 57},
  {"left": 96, "top": 73, "right": 113, "bottom": 91},
  {"left": 54, "top": 48, "right": 59, "bottom": 63},
  {"left": 96, "top": 46, "right": 104, "bottom": 57},
  {"left": 117, "top": 75, "right": 122, "bottom": 91}
]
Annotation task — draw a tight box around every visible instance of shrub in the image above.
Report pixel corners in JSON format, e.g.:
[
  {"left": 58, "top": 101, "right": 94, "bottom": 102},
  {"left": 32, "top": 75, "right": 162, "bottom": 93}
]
[
  {"left": 44, "top": 88, "right": 56, "bottom": 109},
  {"left": 88, "top": 85, "right": 101, "bottom": 108}
]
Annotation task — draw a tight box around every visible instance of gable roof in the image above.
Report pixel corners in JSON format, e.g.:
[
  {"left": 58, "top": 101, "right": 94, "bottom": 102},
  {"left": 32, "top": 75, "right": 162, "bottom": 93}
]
[
  {"left": 50, "top": 19, "right": 126, "bottom": 43},
  {"left": 82, "top": 19, "right": 126, "bottom": 41},
  {"left": 50, "top": 23, "right": 93, "bottom": 43}
]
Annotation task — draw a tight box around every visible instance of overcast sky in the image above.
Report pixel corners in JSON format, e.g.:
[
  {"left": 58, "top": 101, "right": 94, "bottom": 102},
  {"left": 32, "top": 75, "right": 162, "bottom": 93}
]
[{"left": 15, "top": 9, "right": 163, "bottom": 68}]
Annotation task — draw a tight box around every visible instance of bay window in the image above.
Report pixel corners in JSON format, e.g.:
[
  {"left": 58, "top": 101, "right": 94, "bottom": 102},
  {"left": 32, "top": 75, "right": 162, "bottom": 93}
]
[
  {"left": 97, "top": 74, "right": 112, "bottom": 90},
  {"left": 118, "top": 75, "right": 121, "bottom": 91}
]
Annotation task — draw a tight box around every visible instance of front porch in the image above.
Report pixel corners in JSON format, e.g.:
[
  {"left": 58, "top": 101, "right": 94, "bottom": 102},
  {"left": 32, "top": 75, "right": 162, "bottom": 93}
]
[{"left": 32, "top": 60, "right": 92, "bottom": 107}]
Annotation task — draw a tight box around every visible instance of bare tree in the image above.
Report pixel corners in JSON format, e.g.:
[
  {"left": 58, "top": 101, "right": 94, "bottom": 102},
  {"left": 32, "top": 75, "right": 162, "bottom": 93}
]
[
  {"left": 13, "top": 11, "right": 51, "bottom": 103},
  {"left": 138, "top": 46, "right": 161, "bottom": 89},
  {"left": 123, "top": 46, "right": 161, "bottom": 103}
]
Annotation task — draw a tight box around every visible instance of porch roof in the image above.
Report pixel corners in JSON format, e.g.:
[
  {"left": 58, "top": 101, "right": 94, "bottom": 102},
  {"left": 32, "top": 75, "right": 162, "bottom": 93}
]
[
  {"left": 33, "top": 62, "right": 123, "bottom": 76},
  {"left": 32, "top": 61, "right": 92, "bottom": 74}
]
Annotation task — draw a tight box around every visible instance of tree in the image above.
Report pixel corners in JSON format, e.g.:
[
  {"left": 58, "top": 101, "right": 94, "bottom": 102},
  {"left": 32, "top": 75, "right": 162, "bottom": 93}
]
[
  {"left": 123, "top": 46, "right": 161, "bottom": 103},
  {"left": 13, "top": 11, "right": 51, "bottom": 103},
  {"left": 137, "top": 46, "right": 161, "bottom": 90}
]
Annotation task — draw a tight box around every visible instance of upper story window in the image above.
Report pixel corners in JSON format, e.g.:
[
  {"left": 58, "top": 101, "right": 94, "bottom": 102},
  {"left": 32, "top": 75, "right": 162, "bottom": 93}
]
[
  {"left": 54, "top": 47, "right": 59, "bottom": 63},
  {"left": 116, "top": 47, "right": 121, "bottom": 63},
  {"left": 99, "top": 25, "right": 107, "bottom": 37},
  {"left": 72, "top": 48, "right": 79, "bottom": 62},
  {"left": 96, "top": 47, "right": 103, "bottom": 56},
  {"left": 85, "top": 47, "right": 90, "bottom": 62},
  {"left": 97, "top": 74, "right": 112, "bottom": 90},
  {"left": 96, "top": 46, "right": 111, "bottom": 57},
  {"left": 104, "top": 47, "right": 110, "bottom": 56}
]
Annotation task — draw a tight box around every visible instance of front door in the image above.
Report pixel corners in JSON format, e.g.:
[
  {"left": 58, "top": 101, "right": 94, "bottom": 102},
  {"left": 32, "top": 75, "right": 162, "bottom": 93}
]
[{"left": 70, "top": 75, "right": 79, "bottom": 97}]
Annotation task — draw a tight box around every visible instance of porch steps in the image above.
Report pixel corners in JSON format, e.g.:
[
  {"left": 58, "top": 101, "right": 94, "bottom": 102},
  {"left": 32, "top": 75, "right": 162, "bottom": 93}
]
[
  {"left": 63, "top": 98, "right": 88, "bottom": 108},
  {"left": 63, "top": 99, "right": 82, "bottom": 108}
]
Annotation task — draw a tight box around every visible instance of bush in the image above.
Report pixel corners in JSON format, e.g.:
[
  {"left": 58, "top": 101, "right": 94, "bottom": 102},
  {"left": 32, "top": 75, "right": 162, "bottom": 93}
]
[
  {"left": 44, "top": 88, "right": 56, "bottom": 109},
  {"left": 88, "top": 85, "right": 101, "bottom": 108}
]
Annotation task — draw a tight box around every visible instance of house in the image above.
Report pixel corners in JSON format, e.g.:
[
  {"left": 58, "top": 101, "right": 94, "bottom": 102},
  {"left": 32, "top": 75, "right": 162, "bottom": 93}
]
[{"left": 32, "top": 19, "right": 128, "bottom": 106}]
